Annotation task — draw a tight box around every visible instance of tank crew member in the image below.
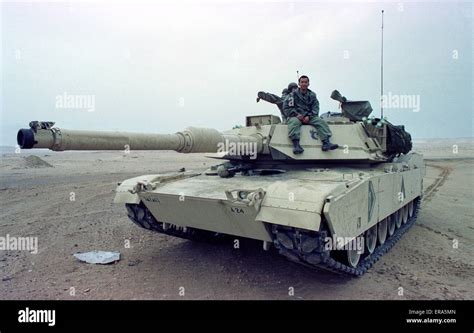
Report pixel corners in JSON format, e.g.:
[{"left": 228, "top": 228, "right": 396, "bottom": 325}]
[
  {"left": 256, "top": 82, "right": 298, "bottom": 122},
  {"left": 283, "top": 75, "right": 339, "bottom": 154}
]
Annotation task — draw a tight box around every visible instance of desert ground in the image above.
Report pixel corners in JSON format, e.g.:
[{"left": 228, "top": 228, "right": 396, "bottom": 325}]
[{"left": 0, "top": 138, "right": 473, "bottom": 300}]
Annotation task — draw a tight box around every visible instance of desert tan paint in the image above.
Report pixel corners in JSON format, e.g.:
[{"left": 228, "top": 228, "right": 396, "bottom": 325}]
[
  {"left": 21, "top": 119, "right": 423, "bottom": 243},
  {"left": 113, "top": 152, "right": 423, "bottom": 243}
]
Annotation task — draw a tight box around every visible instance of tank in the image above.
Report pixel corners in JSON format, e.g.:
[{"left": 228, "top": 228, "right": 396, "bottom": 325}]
[{"left": 17, "top": 102, "right": 424, "bottom": 276}]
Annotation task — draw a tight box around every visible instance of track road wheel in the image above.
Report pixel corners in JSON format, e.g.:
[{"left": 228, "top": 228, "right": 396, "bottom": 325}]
[
  {"left": 365, "top": 225, "right": 378, "bottom": 255},
  {"left": 387, "top": 215, "right": 396, "bottom": 237},
  {"left": 408, "top": 201, "right": 414, "bottom": 218},
  {"left": 402, "top": 205, "right": 409, "bottom": 224},
  {"left": 378, "top": 218, "right": 388, "bottom": 245},
  {"left": 394, "top": 210, "right": 402, "bottom": 229},
  {"left": 346, "top": 236, "right": 363, "bottom": 268}
]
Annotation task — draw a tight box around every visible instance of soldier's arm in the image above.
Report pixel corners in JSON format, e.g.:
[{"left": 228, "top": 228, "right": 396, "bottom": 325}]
[
  {"left": 257, "top": 92, "right": 282, "bottom": 105},
  {"left": 276, "top": 101, "right": 284, "bottom": 114}
]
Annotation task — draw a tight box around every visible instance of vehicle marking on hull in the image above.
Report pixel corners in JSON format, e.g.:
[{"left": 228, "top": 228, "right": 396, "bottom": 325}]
[
  {"left": 143, "top": 196, "right": 160, "bottom": 203},
  {"left": 368, "top": 180, "right": 376, "bottom": 222},
  {"left": 230, "top": 207, "right": 245, "bottom": 214}
]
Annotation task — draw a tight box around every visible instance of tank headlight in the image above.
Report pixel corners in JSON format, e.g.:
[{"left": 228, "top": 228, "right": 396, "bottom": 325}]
[{"left": 238, "top": 191, "right": 248, "bottom": 200}]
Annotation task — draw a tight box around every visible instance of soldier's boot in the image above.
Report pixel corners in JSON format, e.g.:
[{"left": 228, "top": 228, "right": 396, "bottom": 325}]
[
  {"left": 292, "top": 139, "right": 304, "bottom": 154},
  {"left": 321, "top": 138, "right": 339, "bottom": 152}
]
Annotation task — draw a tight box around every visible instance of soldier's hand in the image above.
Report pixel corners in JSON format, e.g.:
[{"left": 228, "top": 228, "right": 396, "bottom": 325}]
[
  {"left": 297, "top": 115, "right": 304, "bottom": 122},
  {"left": 303, "top": 116, "right": 310, "bottom": 124}
]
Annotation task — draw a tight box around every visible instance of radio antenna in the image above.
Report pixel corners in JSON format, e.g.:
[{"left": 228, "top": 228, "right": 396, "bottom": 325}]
[{"left": 381, "top": 10, "right": 385, "bottom": 119}]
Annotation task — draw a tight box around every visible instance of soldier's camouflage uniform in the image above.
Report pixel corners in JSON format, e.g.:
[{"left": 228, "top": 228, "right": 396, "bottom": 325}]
[
  {"left": 283, "top": 88, "right": 332, "bottom": 141},
  {"left": 257, "top": 91, "right": 289, "bottom": 122}
]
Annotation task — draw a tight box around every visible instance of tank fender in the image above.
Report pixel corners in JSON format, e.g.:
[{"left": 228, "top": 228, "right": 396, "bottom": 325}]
[
  {"left": 113, "top": 172, "right": 200, "bottom": 204},
  {"left": 255, "top": 180, "right": 346, "bottom": 231}
]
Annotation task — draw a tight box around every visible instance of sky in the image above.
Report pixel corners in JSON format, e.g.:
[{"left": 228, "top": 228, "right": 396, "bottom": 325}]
[{"left": 1, "top": 0, "right": 472, "bottom": 146}]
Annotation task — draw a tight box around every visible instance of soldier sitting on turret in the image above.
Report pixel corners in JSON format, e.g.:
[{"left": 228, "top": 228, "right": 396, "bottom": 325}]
[
  {"left": 283, "top": 75, "right": 339, "bottom": 154},
  {"left": 256, "top": 82, "right": 298, "bottom": 123}
]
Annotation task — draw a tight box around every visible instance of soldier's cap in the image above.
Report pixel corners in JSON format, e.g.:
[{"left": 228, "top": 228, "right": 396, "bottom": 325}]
[
  {"left": 288, "top": 82, "right": 298, "bottom": 90},
  {"left": 282, "top": 88, "right": 289, "bottom": 95}
]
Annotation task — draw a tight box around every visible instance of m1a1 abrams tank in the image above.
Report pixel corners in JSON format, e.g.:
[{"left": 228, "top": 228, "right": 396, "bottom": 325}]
[{"left": 17, "top": 92, "right": 424, "bottom": 276}]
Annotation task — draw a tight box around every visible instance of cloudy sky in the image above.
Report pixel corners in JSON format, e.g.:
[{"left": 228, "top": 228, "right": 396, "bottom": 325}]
[{"left": 1, "top": 0, "right": 472, "bottom": 146}]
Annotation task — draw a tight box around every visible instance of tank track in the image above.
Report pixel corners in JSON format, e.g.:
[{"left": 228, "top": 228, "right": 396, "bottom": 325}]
[
  {"left": 125, "top": 202, "right": 224, "bottom": 242},
  {"left": 271, "top": 198, "right": 421, "bottom": 277},
  {"left": 127, "top": 199, "right": 420, "bottom": 276}
]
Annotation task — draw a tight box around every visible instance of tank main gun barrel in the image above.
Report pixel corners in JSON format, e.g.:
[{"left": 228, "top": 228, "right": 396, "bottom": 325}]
[{"left": 17, "top": 121, "right": 261, "bottom": 153}]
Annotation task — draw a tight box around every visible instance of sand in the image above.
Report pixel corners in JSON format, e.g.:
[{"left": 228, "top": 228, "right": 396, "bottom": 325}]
[{"left": 0, "top": 139, "right": 473, "bottom": 300}]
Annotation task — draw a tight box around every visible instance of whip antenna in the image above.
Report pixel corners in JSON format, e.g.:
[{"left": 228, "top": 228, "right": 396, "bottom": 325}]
[{"left": 381, "top": 10, "right": 384, "bottom": 119}]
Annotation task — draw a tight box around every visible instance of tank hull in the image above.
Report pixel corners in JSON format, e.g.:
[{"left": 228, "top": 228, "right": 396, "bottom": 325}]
[{"left": 116, "top": 153, "right": 424, "bottom": 276}]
